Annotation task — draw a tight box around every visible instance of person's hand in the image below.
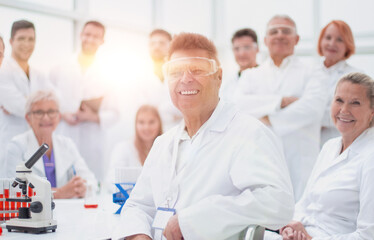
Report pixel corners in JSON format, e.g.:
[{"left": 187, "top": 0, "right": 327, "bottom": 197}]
[
  {"left": 76, "top": 103, "right": 100, "bottom": 123},
  {"left": 126, "top": 234, "right": 152, "bottom": 240},
  {"left": 281, "top": 96, "right": 299, "bottom": 108},
  {"left": 260, "top": 116, "right": 271, "bottom": 126},
  {"left": 281, "top": 227, "right": 294, "bottom": 240},
  {"left": 1, "top": 106, "right": 10, "bottom": 115},
  {"left": 163, "top": 215, "right": 183, "bottom": 240},
  {"left": 281, "top": 222, "right": 312, "bottom": 240},
  {"left": 62, "top": 112, "right": 79, "bottom": 125},
  {"left": 53, "top": 176, "right": 87, "bottom": 199}
]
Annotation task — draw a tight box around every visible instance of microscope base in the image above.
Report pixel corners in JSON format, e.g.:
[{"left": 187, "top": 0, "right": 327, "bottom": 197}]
[{"left": 6, "top": 219, "right": 57, "bottom": 234}]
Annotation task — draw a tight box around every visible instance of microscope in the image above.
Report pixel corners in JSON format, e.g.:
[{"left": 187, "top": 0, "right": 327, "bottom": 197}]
[{"left": 5, "top": 143, "right": 57, "bottom": 233}]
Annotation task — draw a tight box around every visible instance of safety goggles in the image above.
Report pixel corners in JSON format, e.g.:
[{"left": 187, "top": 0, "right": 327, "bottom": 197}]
[
  {"left": 232, "top": 43, "right": 258, "bottom": 52},
  {"left": 266, "top": 24, "right": 296, "bottom": 36},
  {"left": 163, "top": 57, "right": 219, "bottom": 82}
]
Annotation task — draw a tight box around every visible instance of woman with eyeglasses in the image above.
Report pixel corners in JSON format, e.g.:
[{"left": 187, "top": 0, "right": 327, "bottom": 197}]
[
  {"left": 4, "top": 90, "right": 96, "bottom": 199},
  {"left": 316, "top": 20, "right": 361, "bottom": 146}
]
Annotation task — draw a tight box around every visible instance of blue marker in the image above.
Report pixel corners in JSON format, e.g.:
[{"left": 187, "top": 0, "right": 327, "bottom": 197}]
[{"left": 72, "top": 165, "right": 76, "bottom": 176}]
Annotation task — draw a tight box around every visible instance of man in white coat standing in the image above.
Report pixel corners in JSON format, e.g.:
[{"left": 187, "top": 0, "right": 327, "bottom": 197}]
[
  {"left": 116, "top": 33, "right": 294, "bottom": 240},
  {"left": 234, "top": 15, "right": 328, "bottom": 200},
  {"left": 220, "top": 28, "right": 259, "bottom": 102},
  {"left": 0, "top": 20, "right": 53, "bottom": 177},
  {"left": 49, "top": 21, "right": 118, "bottom": 182},
  {"left": 136, "top": 29, "right": 181, "bottom": 130}
]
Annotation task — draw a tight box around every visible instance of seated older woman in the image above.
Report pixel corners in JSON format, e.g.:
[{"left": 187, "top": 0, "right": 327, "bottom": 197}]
[
  {"left": 265, "top": 72, "right": 374, "bottom": 240},
  {"left": 4, "top": 90, "right": 97, "bottom": 199}
]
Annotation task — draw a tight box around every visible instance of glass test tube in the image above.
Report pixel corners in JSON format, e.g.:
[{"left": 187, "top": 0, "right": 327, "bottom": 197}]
[
  {"left": 16, "top": 191, "right": 21, "bottom": 218},
  {"left": 0, "top": 179, "right": 4, "bottom": 222},
  {"left": 4, "top": 179, "right": 10, "bottom": 220},
  {"left": 10, "top": 184, "right": 15, "bottom": 218}
]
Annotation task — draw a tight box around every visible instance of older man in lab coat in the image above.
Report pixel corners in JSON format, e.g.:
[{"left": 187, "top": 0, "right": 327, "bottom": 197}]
[
  {"left": 116, "top": 33, "right": 294, "bottom": 240},
  {"left": 234, "top": 15, "right": 328, "bottom": 201},
  {"left": 0, "top": 20, "right": 53, "bottom": 177},
  {"left": 49, "top": 21, "right": 118, "bottom": 182}
]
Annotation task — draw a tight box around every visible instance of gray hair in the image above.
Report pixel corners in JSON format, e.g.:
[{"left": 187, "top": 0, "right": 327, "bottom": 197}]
[
  {"left": 337, "top": 72, "right": 374, "bottom": 126},
  {"left": 25, "top": 90, "right": 60, "bottom": 114},
  {"left": 267, "top": 14, "right": 298, "bottom": 34}
]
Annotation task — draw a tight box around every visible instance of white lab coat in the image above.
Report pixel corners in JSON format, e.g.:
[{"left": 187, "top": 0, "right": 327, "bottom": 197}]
[
  {"left": 234, "top": 55, "right": 328, "bottom": 200},
  {"left": 135, "top": 59, "right": 182, "bottom": 131},
  {"left": 314, "top": 59, "right": 361, "bottom": 146},
  {"left": 219, "top": 71, "right": 240, "bottom": 102},
  {"left": 0, "top": 57, "right": 53, "bottom": 177},
  {"left": 4, "top": 130, "right": 96, "bottom": 188},
  {"left": 115, "top": 101, "right": 294, "bottom": 240},
  {"left": 49, "top": 54, "right": 119, "bottom": 181},
  {"left": 293, "top": 127, "right": 374, "bottom": 239},
  {"left": 104, "top": 140, "right": 142, "bottom": 191}
]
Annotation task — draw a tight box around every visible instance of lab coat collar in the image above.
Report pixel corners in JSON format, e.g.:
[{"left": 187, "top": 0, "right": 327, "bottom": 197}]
[
  {"left": 24, "top": 130, "right": 46, "bottom": 177},
  {"left": 321, "top": 127, "right": 374, "bottom": 174},
  {"left": 24, "top": 130, "right": 74, "bottom": 185},
  {"left": 7, "top": 56, "right": 30, "bottom": 81},
  {"left": 320, "top": 58, "right": 348, "bottom": 74},
  {"left": 178, "top": 100, "right": 233, "bottom": 139},
  {"left": 268, "top": 54, "right": 295, "bottom": 70}
]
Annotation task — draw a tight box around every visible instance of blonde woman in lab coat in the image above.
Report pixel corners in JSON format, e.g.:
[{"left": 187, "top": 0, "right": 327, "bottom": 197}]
[
  {"left": 4, "top": 90, "right": 96, "bottom": 199},
  {"left": 116, "top": 33, "right": 294, "bottom": 240},
  {"left": 316, "top": 20, "right": 361, "bottom": 145},
  {"left": 105, "top": 105, "right": 162, "bottom": 188},
  {"left": 265, "top": 72, "right": 374, "bottom": 240}
]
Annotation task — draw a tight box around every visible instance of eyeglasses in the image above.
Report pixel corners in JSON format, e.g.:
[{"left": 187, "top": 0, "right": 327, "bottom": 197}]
[
  {"left": 267, "top": 24, "right": 296, "bottom": 36},
  {"left": 30, "top": 109, "right": 59, "bottom": 119},
  {"left": 233, "top": 44, "right": 258, "bottom": 52},
  {"left": 163, "top": 57, "right": 219, "bottom": 82}
]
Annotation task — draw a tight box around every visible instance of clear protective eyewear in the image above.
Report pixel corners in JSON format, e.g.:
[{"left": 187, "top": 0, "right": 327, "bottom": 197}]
[
  {"left": 30, "top": 109, "right": 59, "bottom": 119},
  {"left": 163, "top": 57, "right": 219, "bottom": 82},
  {"left": 267, "top": 24, "right": 296, "bottom": 36},
  {"left": 233, "top": 43, "right": 258, "bottom": 52}
]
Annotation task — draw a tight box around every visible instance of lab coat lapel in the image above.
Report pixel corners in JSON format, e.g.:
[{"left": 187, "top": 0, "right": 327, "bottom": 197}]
[
  {"left": 53, "top": 133, "right": 73, "bottom": 185},
  {"left": 24, "top": 130, "right": 45, "bottom": 177},
  {"left": 8, "top": 57, "right": 30, "bottom": 96}
]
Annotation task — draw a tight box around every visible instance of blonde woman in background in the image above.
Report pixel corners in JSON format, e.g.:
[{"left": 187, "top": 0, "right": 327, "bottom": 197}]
[{"left": 105, "top": 105, "right": 162, "bottom": 188}]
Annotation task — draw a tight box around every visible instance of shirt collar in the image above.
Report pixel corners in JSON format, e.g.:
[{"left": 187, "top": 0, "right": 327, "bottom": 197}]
[
  {"left": 179, "top": 100, "right": 227, "bottom": 141},
  {"left": 321, "top": 58, "right": 347, "bottom": 73},
  {"left": 268, "top": 54, "right": 295, "bottom": 69}
]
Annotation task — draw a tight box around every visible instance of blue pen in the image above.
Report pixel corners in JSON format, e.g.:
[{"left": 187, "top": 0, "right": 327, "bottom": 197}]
[{"left": 72, "top": 165, "right": 76, "bottom": 176}]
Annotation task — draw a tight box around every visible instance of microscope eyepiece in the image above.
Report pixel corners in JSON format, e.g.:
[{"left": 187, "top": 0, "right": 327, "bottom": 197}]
[{"left": 25, "top": 143, "right": 49, "bottom": 169}]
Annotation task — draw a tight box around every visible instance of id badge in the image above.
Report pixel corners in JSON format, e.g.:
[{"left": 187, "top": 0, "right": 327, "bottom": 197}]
[{"left": 152, "top": 207, "right": 176, "bottom": 230}]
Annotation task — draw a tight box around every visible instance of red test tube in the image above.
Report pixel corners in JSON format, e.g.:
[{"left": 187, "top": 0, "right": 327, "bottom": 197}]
[
  {"left": 10, "top": 186, "right": 15, "bottom": 218},
  {"left": 0, "top": 179, "right": 3, "bottom": 222},
  {"left": 16, "top": 191, "right": 21, "bottom": 218},
  {"left": 4, "top": 180, "right": 10, "bottom": 220},
  {"left": 28, "top": 186, "right": 33, "bottom": 208}
]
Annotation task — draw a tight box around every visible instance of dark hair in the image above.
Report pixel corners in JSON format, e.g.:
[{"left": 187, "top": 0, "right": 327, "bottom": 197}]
[
  {"left": 150, "top": 29, "right": 172, "bottom": 41},
  {"left": 83, "top": 21, "right": 105, "bottom": 35},
  {"left": 11, "top": 20, "right": 35, "bottom": 39},
  {"left": 231, "top": 28, "right": 258, "bottom": 43}
]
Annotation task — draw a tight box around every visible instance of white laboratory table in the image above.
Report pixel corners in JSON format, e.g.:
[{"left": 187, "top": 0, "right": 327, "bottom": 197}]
[{"left": 0, "top": 194, "right": 122, "bottom": 240}]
